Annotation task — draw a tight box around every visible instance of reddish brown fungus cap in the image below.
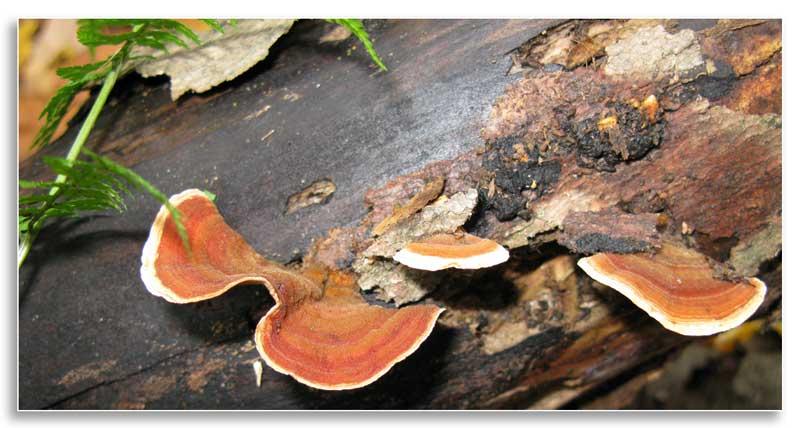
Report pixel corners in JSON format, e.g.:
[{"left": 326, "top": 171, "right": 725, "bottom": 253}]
[
  {"left": 577, "top": 243, "right": 766, "bottom": 336},
  {"left": 393, "top": 232, "right": 509, "bottom": 271},
  {"left": 141, "top": 189, "right": 443, "bottom": 390}
]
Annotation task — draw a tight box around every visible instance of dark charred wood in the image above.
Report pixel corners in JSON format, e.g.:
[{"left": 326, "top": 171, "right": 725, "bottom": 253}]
[{"left": 19, "top": 19, "right": 781, "bottom": 410}]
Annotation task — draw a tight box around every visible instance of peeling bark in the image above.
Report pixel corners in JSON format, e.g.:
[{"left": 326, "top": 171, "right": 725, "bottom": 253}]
[{"left": 19, "top": 19, "right": 780, "bottom": 410}]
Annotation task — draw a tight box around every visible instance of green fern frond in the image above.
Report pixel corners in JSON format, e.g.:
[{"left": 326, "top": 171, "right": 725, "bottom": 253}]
[
  {"left": 20, "top": 19, "right": 225, "bottom": 268},
  {"left": 200, "top": 19, "right": 225, "bottom": 33},
  {"left": 19, "top": 149, "right": 188, "bottom": 248},
  {"left": 82, "top": 149, "right": 188, "bottom": 245},
  {"left": 34, "top": 19, "right": 224, "bottom": 149},
  {"left": 327, "top": 19, "right": 387, "bottom": 71}
]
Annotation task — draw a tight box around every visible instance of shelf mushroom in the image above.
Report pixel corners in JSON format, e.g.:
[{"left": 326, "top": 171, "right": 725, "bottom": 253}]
[
  {"left": 577, "top": 243, "right": 767, "bottom": 336},
  {"left": 393, "top": 232, "right": 509, "bottom": 271},
  {"left": 141, "top": 189, "right": 443, "bottom": 390}
]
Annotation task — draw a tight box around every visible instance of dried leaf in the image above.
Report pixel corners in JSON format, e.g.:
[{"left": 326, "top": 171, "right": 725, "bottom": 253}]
[{"left": 135, "top": 19, "right": 295, "bottom": 100}]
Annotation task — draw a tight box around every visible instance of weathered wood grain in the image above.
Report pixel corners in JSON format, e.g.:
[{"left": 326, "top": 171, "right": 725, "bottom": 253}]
[{"left": 19, "top": 19, "right": 781, "bottom": 410}]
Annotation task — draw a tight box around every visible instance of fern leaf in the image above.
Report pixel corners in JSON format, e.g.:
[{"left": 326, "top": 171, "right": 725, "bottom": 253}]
[{"left": 327, "top": 19, "right": 387, "bottom": 71}]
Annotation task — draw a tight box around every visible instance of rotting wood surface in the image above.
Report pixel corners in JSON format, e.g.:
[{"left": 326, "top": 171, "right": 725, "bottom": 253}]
[{"left": 19, "top": 19, "right": 781, "bottom": 409}]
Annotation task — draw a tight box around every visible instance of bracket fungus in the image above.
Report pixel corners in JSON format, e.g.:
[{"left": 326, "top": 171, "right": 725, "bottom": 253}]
[
  {"left": 140, "top": 189, "right": 443, "bottom": 390},
  {"left": 393, "top": 232, "right": 510, "bottom": 271},
  {"left": 577, "top": 243, "right": 767, "bottom": 336}
]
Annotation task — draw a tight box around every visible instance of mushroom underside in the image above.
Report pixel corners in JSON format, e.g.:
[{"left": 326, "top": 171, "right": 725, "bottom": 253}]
[
  {"left": 578, "top": 243, "right": 766, "bottom": 336},
  {"left": 393, "top": 232, "right": 510, "bottom": 271}
]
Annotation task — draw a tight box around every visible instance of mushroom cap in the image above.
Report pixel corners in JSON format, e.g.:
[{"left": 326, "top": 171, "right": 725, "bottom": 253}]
[
  {"left": 393, "top": 232, "right": 509, "bottom": 271},
  {"left": 255, "top": 282, "right": 443, "bottom": 390},
  {"left": 141, "top": 189, "right": 443, "bottom": 390},
  {"left": 577, "top": 243, "right": 766, "bottom": 336}
]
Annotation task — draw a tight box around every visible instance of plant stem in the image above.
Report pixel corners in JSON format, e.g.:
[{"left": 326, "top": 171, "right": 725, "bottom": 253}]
[
  {"left": 18, "top": 51, "right": 125, "bottom": 269},
  {"left": 50, "top": 60, "right": 122, "bottom": 193}
]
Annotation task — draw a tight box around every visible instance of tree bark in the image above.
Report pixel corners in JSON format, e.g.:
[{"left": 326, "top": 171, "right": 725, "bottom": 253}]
[{"left": 19, "top": 19, "right": 781, "bottom": 410}]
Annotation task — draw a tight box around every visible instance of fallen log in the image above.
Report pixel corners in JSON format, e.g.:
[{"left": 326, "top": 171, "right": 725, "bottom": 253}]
[{"left": 19, "top": 18, "right": 780, "bottom": 409}]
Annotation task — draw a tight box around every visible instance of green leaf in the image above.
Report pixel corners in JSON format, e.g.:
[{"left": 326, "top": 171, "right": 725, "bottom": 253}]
[
  {"left": 153, "top": 20, "right": 204, "bottom": 45},
  {"left": 56, "top": 60, "right": 109, "bottom": 80},
  {"left": 133, "top": 36, "right": 169, "bottom": 52},
  {"left": 77, "top": 21, "right": 134, "bottom": 47},
  {"left": 34, "top": 19, "right": 223, "bottom": 149},
  {"left": 21, "top": 18, "right": 231, "bottom": 268},
  {"left": 20, "top": 150, "right": 190, "bottom": 256},
  {"left": 19, "top": 179, "right": 59, "bottom": 189},
  {"left": 81, "top": 149, "right": 189, "bottom": 249},
  {"left": 327, "top": 19, "right": 387, "bottom": 71},
  {"left": 19, "top": 216, "right": 30, "bottom": 233},
  {"left": 19, "top": 194, "right": 57, "bottom": 205},
  {"left": 200, "top": 19, "right": 225, "bottom": 34},
  {"left": 33, "top": 81, "right": 84, "bottom": 148}
]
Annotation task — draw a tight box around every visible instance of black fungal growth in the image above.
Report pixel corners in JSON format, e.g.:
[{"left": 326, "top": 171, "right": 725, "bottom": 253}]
[
  {"left": 572, "top": 102, "right": 664, "bottom": 172},
  {"left": 572, "top": 233, "right": 653, "bottom": 255},
  {"left": 480, "top": 100, "right": 664, "bottom": 223},
  {"left": 482, "top": 135, "right": 562, "bottom": 221},
  {"left": 669, "top": 60, "right": 737, "bottom": 104}
]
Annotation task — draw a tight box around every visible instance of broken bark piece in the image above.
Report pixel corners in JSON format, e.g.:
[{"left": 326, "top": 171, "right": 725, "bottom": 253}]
[
  {"left": 487, "top": 95, "right": 780, "bottom": 265},
  {"left": 558, "top": 210, "right": 663, "bottom": 254},
  {"left": 513, "top": 20, "right": 671, "bottom": 72},
  {"left": 577, "top": 242, "right": 767, "bottom": 336},
  {"left": 596, "top": 116, "right": 618, "bottom": 131},
  {"left": 700, "top": 20, "right": 781, "bottom": 77},
  {"left": 355, "top": 189, "right": 479, "bottom": 305},
  {"left": 354, "top": 258, "right": 441, "bottom": 305},
  {"left": 722, "top": 55, "right": 781, "bottom": 115},
  {"left": 363, "top": 151, "right": 482, "bottom": 231},
  {"left": 603, "top": 25, "right": 705, "bottom": 84},
  {"left": 285, "top": 179, "right": 336, "bottom": 215},
  {"left": 729, "top": 221, "right": 782, "bottom": 277},
  {"left": 141, "top": 189, "right": 443, "bottom": 390},
  {"left": 394, "top": 232, "right": 509, "bottom": 271},
  {"left": 373, "top": 177, "right": 445, "bottom": 236},
  {"left": 364, "top": 189, "right": 479, "bottom": 258}
]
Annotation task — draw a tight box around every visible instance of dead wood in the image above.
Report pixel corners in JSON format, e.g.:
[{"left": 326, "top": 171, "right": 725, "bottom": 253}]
[{"left": 19, "top": 19, "right": 780, "bottom": 410}]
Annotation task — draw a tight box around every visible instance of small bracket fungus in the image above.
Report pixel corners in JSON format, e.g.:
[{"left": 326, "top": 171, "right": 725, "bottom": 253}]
[
  {"left": 393, "top": 232, "right": 510, "bottom": 271},
  {"left": 577, "top": 243, "right": 767, "bottom": 336},
  {"left": 141, "top": 189, "right": 443, "bottom": 390}
]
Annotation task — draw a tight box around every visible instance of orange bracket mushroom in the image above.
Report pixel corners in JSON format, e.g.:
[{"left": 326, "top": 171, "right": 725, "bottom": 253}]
[
  {"left": 394, "top": 232, "right": 509, "bottom": 271},
  {"left": 141, "top": 189, "right": 443, "bottom": 390},
  {"left": 577, "top": 243, "right": 767, "bottom": 336}
]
